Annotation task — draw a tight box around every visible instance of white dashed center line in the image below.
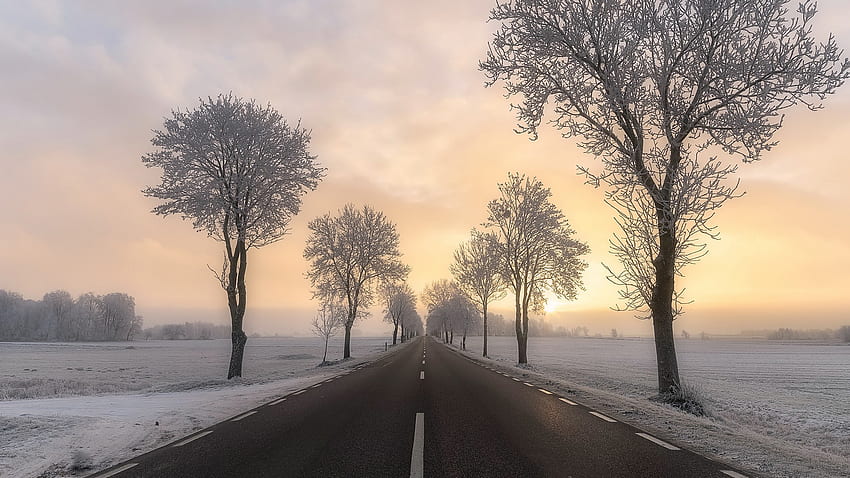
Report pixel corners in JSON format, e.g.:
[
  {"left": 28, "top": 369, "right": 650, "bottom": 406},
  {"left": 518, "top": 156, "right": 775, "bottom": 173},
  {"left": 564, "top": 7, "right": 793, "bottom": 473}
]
[
  {"left": 523, "top": 382, "right": 535, "bottom": 387},
  {"left": 172, "top": 430, "right": 214, "bottom": 447},
  {"left": 268, "top": 397, "right": 286, "bottom": 406},
  {"left": 720, "top": 471, "right": 749, "bottom": 478},
  {"left": 420, "top": 371, "right": 425, "bottom": 380},
  {"left": 410, "top": 413, "right": 424, "bottom": 478},
  {"left": 589, "top": 411, "right": 617, "bottom": 423},
  {"left": 538, "top": 388, "right": 553, "bottom": 395},
  {"left": 293, "top": 389, "right": 305, "bottom": 396},
  {"left": 636, "top": 432, "right": 680, "bottom": 450},
  {"left": 558, "top": 397, "right": 578, "bottom": 405},
  {"left": 511, "top": 377, "right": 520, "bottom": 381}
]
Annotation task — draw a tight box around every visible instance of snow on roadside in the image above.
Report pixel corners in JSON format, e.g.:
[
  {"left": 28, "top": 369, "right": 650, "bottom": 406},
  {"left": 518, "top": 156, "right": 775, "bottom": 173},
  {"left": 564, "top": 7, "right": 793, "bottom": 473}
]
[
  {"left": 0, "top": 337, "right": 397, "bottom": 478},
  {"left": 451, "top": 335, "right": 850, "bottom": 478}
]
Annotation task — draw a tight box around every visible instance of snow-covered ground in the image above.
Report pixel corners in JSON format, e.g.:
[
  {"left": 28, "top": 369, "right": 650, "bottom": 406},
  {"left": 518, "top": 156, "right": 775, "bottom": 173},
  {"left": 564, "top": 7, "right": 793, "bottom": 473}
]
[
  {"left": 456, "top": 335, "right": 850, "bottom": 478},
  {"left": 0, "top": 337, "right": 395, "bottom": 478}
]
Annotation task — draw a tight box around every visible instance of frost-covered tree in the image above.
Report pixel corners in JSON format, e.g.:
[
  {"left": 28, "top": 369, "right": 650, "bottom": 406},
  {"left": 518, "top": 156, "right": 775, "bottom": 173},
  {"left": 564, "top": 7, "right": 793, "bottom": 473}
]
[
  {"left": 143, "top": 94, "right": 323, "bottom": 378},
  {"left": 482, "top": 0, "right": 848, "bottom": 393},
  {"left": 304, "top": 204, "right": 409, "bottom": 358},
  {"left": 451, "top": 229, "right": 506, "bottom": 357},
  {"left": 43, "top": 290, "right": 73, "bottom": 341},
  {"left": 422, "top": 279, "right": 459, "bottom": 343},
  {"left": 484, "top": 174, "right": 589, "bottom": 364},
  {"left": 400, "top": 308, "right": 423, "bottom": 342},
  {"left": 311, "top": 300, "right": 346, "bottom": 363},
  {"left": 380, "top": 281, "right": 416, "bottom": 345}
]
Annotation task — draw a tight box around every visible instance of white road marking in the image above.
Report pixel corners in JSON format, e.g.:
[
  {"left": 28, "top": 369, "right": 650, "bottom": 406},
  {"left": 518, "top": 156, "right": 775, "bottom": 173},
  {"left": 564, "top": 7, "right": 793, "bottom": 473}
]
[
  {"left": 268, "top": 398, "right": 287, "bottom": 406},
  {"left": 293, "top": 390, "right": 305, "bottom": 396},
  {"left": 558, "top": 397, "right": 578, "bottom": 405},
  {"left": 94, "top": 463, "right": 139, "bottom": 477},
  {"left": 720, "top": 471, "right": 749, "bottom": 478},
  {"left": 589, "top": 411, "right": 617, "bottom": 423},
  {"left": 636, "top": 432, "right": 680, "bottom": 450},
  {"left": 523, "top": 382, "right": 535, "bottom": 387},
  {"left": 538, "top": 388, "right": 553, "bottom": 395},
  {"left": 410, "top": 413, "right": 424, "bottom": 478},
  {"left": 311, "top": 383, "right": 323, "bottom": 388},
  {"left": 230, "top": 411, "right": 256, "bottom": 422},
  {"left": 422, "top": 360, "right": 425, "bottom": 364},
  {"left": 420, "top": 371, "right": 425, "bottom": 380},
  {"left": 172, "top": 430, "right": 214, "bottom": 447},
  {"left": 511, "top": 377, "right": 520, "bottom": 381}
]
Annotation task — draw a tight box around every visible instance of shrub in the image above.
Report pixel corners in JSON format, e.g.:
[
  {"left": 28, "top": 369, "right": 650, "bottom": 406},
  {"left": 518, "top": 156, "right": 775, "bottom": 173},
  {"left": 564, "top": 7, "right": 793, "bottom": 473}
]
[
  {"left": 654, "top": 382, "right": 709, "bottom": 416},
  {"left": 70, "top": 450, "right": 93, "bottom": 472}
]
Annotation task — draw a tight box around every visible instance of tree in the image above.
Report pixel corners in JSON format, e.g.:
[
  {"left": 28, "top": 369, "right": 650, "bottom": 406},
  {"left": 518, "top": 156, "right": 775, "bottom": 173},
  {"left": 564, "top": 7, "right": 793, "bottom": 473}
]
[
  {"left": 482, "top": 0, "right": 848, "bottom": 393},
  {"left": 101, "top": 293, "right": 136, "bottom": 340},
  {"left": 43, "top": 290, "right": 73, "bottom": 341},
  {"left": 422, "top": 279, "right": 459, "bottom": 343},
  {"left": 143, "top": 93, "right": 323, "bottom": 378},
  {"left": 311, "top": 300, "right": 346, "bottom": 363},
  {"left": 380, "top": 281, "right": 416, "bottom": 345},
  {"left": 484, "top": 173, "right": 589, "bottom": 364},
  {"left": 304, "top": 204, "right": 409, "bottom": 358},
  {"left": 451, "top": 229, "right": 506, "bottom": 357},
  {"left": 400, "top": 308, "right": 424, "bottom": 342}
]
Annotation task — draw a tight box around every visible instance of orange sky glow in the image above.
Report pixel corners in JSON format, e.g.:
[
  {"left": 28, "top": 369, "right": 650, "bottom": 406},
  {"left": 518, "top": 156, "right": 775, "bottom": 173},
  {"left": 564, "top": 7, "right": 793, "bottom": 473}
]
[{"left": 1, "top": 1, "right": 849, "bottom": 336}]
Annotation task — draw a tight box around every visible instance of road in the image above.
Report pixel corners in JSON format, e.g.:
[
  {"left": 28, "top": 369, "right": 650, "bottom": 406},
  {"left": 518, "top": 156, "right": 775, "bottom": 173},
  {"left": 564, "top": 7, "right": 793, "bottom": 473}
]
[{"left": 89, "top": 336, "right": 751, "bottom": 478}]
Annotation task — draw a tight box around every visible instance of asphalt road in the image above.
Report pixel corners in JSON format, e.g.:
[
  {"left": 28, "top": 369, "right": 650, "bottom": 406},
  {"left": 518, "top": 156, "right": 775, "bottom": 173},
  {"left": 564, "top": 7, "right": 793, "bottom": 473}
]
[{"left": 89, "top": 336, "right": 751, "bottom": 478}]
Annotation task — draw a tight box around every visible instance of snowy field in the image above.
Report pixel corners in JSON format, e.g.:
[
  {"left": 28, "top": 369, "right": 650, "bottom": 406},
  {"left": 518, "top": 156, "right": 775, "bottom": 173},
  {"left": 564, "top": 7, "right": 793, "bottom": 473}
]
[
  {"left": 0, "top": 337, "right": 394, "bottom": 478},
  {"left": 457, "top": 335, "right": 850, "bottom": 478}
]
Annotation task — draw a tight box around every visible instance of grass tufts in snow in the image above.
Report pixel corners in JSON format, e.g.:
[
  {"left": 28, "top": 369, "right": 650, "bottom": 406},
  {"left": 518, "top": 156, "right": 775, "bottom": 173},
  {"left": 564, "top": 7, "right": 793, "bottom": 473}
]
[
  {"left": 653, "top": 382, "right": 709, "bottom": 416},
  {"left": 70, "top": 450, "right": 93, "bottom": 472}
]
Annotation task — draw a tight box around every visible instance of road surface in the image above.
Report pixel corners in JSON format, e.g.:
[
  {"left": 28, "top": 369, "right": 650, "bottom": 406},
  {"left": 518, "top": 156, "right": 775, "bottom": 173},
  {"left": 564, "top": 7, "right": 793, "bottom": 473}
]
[{"left": 89, "top": 336, "right": 751, "bottom": 478}]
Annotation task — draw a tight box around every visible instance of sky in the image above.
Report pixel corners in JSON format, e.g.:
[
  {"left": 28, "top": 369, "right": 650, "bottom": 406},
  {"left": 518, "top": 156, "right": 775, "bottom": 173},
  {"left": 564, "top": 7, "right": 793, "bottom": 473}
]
[{"left": 1, "top": 0, "right": 849, "bottom": 337}]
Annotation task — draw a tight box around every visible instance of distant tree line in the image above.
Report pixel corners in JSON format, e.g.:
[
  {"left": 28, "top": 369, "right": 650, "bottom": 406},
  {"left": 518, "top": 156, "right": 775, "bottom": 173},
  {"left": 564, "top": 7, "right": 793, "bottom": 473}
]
[
  {"left": 767, "top": 327, "right": 850, "bottom": 342},
  {"left": 0, "top": 289, "right": 140, "bottom": 341},
  {"left": 142, "top": 321, "right": 231, "bottom": 341},
  {"left": 462, "top": 313, "right": 592, "bottom": 339}
]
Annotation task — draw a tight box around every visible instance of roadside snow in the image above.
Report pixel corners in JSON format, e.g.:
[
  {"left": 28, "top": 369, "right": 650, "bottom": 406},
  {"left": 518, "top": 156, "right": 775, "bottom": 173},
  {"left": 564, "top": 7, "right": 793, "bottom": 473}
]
[
  {"left": 455, "top": 335, "right": 850, "bottom": 478},
  {"left": 0, "top": 337, "right": 393, "bottom": 478}
]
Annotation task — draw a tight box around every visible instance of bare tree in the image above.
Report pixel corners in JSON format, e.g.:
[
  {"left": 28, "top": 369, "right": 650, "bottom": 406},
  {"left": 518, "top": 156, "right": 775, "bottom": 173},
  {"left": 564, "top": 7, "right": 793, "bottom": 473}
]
[
  {"left": 451, "top": 229, "right": 506, "bottom": 357},
  {"left": 381, "top": 281, "right": 416, "bottom": 345},
  {"left": 304, "top": 204, "right": 409, "bottom": 358},
  {"left": 484, "top": 173, "right": 589, "bottom": 364},
  {"left": 43, "top": 290, "right": 73, "bottom": 341},
  {"left": 422, "top": 279, "right": 459, "bottom": 343},
  {"left": 143, "top": 93, "right": 323, "bottom": 378},
  {"left": 482, "top": 0, "right": 848, "bottom": 393},
  {"left": 311, "top": 300, "right": 346, "bottom": 364},
  {"left": 400, "top": 308, "right": 423, "bottom": 342}
]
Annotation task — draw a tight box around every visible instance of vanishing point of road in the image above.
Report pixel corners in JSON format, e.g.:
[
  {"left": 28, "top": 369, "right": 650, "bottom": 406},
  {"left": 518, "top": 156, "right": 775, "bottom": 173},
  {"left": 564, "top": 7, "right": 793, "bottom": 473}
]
[{"left": 88, "top": 336, "right": 752, "bottom": 478}]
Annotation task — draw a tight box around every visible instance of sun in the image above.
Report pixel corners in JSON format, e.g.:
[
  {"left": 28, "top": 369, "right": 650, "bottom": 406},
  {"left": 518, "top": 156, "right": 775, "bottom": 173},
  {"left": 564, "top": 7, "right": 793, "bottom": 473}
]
[{"left": 544, "top": 301, "right": 559, "bottom": 314}]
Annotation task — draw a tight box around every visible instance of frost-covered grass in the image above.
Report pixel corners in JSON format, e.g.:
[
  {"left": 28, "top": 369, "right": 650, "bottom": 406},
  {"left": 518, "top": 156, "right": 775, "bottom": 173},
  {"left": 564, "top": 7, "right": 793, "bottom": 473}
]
[
  {"left": 457, "top": 335, "right": 850, "bottom": 478},
  {"left": 0, "top": 336, "right": 395, "bottom": 478}
]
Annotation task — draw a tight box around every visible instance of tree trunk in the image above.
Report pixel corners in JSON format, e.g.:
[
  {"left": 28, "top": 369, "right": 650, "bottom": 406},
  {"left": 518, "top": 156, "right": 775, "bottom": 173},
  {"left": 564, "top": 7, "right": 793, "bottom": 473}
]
[
  {"left": 343, "top": 322, "right": 353, "bottom": 359},
  {"left": 483, "top": 303, "right": 489, "bottom": 357},
  {"left": 650, "top": 156, "right": 682, "bottom": 394},
  {"left": 323, "top": 336, "right": 329, "bottom": 363},
  {"left": 400, "top": 323, "right": 405, "bottom": 343},
  {"left": 515, "top": 294, "right": 528, "bottom": 364},
  {"left": 227, "top": 239, "right": 249, "bottom": 379},
  {"left": 392, "top": 322, "right": 398, "bottom": 345}
]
